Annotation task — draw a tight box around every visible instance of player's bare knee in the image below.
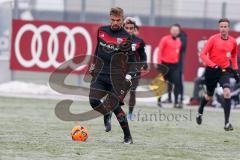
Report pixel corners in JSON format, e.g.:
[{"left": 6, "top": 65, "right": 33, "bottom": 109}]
[{"left": 223, "top": 88, "right": 231, "bottom": 99}]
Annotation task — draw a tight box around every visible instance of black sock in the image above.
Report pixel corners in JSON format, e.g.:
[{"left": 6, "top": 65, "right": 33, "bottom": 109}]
[
  {"left": 168, "top": 83, "right": 172, "bottom": 101},
  {"left": 174, "top": 87, "right": 179, "bottom": 104},
  {"left": 223, "top": 98, "right": 231, "bottom": 125},
  {"left": 174, "top": 94, "right": 178, "bottom": 104},
  {"left": 129, "top": 106, "right": 134, "bottom": 114},
  {"left": 113, "top": 106, "right": 131, "bottom": 137},
  {"left": 104, "top": 113, "right": 111, "bottom": 125},
  {"left": 168, "top": 92, "right": 172, "bottom": 102},
  {"left": 158, "top": 97, "right": 161, "bottom": 102},
  {"left": 198, "top": 96, "right": 208, "bottom": 114}
]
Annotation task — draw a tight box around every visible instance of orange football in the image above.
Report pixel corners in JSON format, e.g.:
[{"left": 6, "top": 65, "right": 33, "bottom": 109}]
[{"left": 71, "top": 125, "right": 89, "bottom": 141}]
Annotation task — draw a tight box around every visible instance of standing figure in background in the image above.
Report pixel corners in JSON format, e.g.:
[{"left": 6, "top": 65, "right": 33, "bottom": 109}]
[
  {"left": 157, "top": 24, "right": 183, "bottom": 108},
  {"left": 161, "top": 24, "right": 187, "bottom": 105}
]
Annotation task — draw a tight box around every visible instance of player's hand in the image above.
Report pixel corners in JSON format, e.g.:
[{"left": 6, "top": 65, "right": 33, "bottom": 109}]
[
  {"left": 89, "top": 64, "right": 95, "bottom": 77},
  {"left": 233, "top": 70, "right": 240, "bottom": 83},
  {"left": 125, "top": 74, "right": 132, "bottom": 80}
]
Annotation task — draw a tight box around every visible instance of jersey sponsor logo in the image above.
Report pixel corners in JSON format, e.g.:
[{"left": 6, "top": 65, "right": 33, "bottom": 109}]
[{"left": 99, "top": 41, "right": 119, "bottom": 53}]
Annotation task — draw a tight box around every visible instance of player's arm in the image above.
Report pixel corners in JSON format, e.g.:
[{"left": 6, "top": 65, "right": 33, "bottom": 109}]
[
  {"left": 138, "top": 40, "right": 148, "bottom": 70},
  {"left": 178, "top": 32, "right": 187, "bottom": 68},
  {"left": 179, "top": 32, "right": 187, "bottom": 54},
  {"left": 231, "top": 40, "right": 240, "bottom": 83},
  {"left": 200, "top": 37, "right": 216, "bottom": 68},
  {"left": 157, "top": 37, "right": 166, "bottom": 64},
  {"left": 231, "top": 40, "right": 238, "bottom": 70},
  {"left": 93, "top": 29, "right": 100, "bottom": 64},
  {"left": 89, "top": 29, "right": 100, "bottom": 75}
]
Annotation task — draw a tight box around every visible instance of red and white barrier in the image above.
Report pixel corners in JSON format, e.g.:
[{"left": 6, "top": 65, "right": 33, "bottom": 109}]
[{"left": 10, "top": 19, "right": 240, "bottom": 81}]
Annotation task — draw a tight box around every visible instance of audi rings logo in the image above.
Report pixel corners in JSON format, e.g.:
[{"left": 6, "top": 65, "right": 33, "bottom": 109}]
[{"left": 14, "top": 24, "right": 92, "bottom": 70}]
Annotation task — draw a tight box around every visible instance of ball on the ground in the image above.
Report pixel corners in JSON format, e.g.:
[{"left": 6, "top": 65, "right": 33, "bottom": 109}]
[{"left": 71, "top": 125, "right": 89, "bottom": 141}]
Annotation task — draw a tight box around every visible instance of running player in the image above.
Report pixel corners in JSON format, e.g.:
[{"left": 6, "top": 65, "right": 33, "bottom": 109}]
[
  {"left": 89, "top": 7, "right": 133, "bottom": 143},
  {"left": 196, "top": 18, "right": 240, "bottom": 131},
  {"left": 123, "top": 17, "right": 147, "bottom": 120}
]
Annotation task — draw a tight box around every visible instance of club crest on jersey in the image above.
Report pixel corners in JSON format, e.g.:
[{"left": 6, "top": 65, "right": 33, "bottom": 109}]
[
  {"left": 117, "top": 38, "right": 123, "bottom": 44},
  {"left": 131, "top": 43, "right": 136, "bottom": 51},
  {"left": 226, "top": 52, "right": 231, "bottom": 57}
]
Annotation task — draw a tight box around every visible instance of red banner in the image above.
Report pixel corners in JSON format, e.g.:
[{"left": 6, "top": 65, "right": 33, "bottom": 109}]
[{"left": 10, "top": 19, "right": 240, "bottom": 81}]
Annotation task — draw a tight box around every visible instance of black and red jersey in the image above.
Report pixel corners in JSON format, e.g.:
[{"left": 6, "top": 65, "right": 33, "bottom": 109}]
[
  {"left": 130, "top": 35, "right": 147, "bottom": 63},
  {"left": 127, "top": 35, "right": 147, "bottom": 75},
  {"left": 93, "top": 25, "right": 132, "bottom": 75}
]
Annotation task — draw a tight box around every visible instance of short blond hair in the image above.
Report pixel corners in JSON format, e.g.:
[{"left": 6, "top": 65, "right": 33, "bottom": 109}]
[{"left": 110, "top": 7, "right": 124, "bottom": 17}]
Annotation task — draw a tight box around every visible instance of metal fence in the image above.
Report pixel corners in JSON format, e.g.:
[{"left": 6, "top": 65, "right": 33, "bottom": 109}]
[
  {"left": 1, "top": 0, "right": 240, "bottom": 57},
  {"left": 11, "top": 0, "right": 240, "bottom": 27}
]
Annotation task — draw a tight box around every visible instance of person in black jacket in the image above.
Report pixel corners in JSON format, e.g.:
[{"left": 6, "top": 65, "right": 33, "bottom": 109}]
[{"left": 178, "top": 24, "right": 187, "bottom": 106}]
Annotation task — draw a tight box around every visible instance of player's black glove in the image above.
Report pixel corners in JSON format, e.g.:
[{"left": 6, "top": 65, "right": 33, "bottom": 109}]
[{"left": 232, "top": 70, "right": 240, "bottom": 83}]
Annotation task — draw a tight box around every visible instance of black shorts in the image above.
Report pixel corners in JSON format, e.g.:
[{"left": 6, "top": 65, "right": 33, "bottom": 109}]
[
  {"left": 204, "top": 67, "right": 232, "bottom": 96},
  {"left": 159, "top": 62, "right": 181, "bottom": 84},
  {"left": 90, "top": 74, "right": 114, "bottom": 93},
  {"left": 90, "top": 73, "right": 131, "bottom": 101}
]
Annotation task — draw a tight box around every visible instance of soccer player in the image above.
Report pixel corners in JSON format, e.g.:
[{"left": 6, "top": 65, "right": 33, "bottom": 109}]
[
  {"left": 89, "top": 7, "right": 133, "bottom": 143},
  {"left": 123, "top": 17, "right": 147, "bottom": 120},
  {"left": 157, "top": 24, "right": 182, "bottom": 108},
  {"left": 196, "top": 18, "right": 240, "bottom": 131}
]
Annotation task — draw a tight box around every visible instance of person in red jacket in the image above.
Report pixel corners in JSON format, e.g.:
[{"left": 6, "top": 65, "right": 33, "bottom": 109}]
[
  {"left": 157, "top": 24, "right": 182, "bottom": 108},
  {"left": 196, "top": 18, "right": 240, "bottom": 131}
]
